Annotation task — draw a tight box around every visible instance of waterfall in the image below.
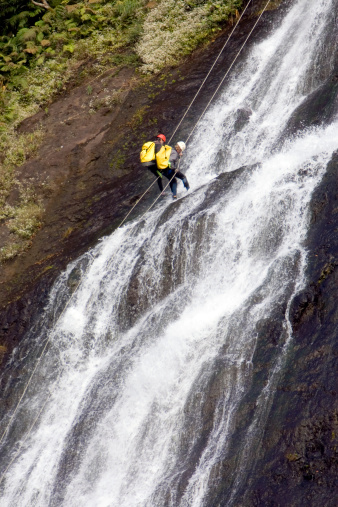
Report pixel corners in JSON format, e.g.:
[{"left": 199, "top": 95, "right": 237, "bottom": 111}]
[{"left": 0, "top": 0, "right": 337, "bottom": 505}]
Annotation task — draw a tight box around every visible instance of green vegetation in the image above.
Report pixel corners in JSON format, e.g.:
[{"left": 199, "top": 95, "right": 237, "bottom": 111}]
[
  {"left": 136, "top": 0, "right": 242, "bottom": 73},
  {"left": 0, "top": 125, "right": 44, "bottom": 263},
  {"left": 0, "top": 0, "right": 242, "bottom": 263}
]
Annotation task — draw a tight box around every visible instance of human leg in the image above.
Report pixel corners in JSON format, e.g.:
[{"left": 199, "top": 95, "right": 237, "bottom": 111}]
[
  {"left": 163, "top": 169, "right": 177, "bottom": 197},
  {"left": 170, "top": 178, "right": 177, "bottom": 197},
  {"left": 175, "top": 170, "right": 190, "bottom": 190},
  {"left": 148, "top": 165, "right": 163, "bottom": 192}
]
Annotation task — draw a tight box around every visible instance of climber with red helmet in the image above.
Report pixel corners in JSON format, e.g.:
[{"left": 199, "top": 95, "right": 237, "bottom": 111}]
[
  {"left": 140, "top": 135, "right": 190, "bottom": 199},
  {"left": 140, "top": 134, "right": 167, "bottom": 194}
]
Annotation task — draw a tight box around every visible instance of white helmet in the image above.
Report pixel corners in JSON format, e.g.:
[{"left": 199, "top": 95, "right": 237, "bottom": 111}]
[{"left": 176, "top": 141, "right": 186, "bottom": 152}]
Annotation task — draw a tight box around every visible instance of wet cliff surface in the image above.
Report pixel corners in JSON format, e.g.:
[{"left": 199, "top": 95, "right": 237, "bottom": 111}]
[
  {"left": 0, "top": 0, "right": 337, "bottom": 505},
  {"left": 0, "top": 0, "right": 288, "bottom": 367},
  {"left": 208, "top": 153, "right": 338, "bottom": 506},
  {"left": 247, "top": 154, "right": 338, "bottom": 506}
]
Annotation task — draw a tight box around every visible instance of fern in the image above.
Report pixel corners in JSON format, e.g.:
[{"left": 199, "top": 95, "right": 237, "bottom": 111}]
[
  {"left": 55, "top": 5, "right": 67, "bottom": 19},
  {"left": 8, "top": 11, "right": 32, "bottom": 29},
  {"left": 10, "top": 75, "right": 28, "bottom": 89},
  {"left": 1, "top": 64, "right": 16, "bottom": 72},
  {"left": 1, "top": 4, "right": 42, "bottom": 34},
  {"left": 114, "top": 0, "right": 144, "bottom": 22},
  {"left": 65, "top": 20, "right": 78, "bottom": 29},
  {"left": 35, "top": 21, "right": 51, "bottom": 32},
  {"left": 42, "top": 11, "right": 53, "bottom": 24},
  {"left": 62, "top": 42, "right": 75, "bottom": 53},
  {"left": 23, "top": 40, "right": 40, "bottom": 54},
  {"left": 17, "top": 27, "right": 38, "bottom": 42}
]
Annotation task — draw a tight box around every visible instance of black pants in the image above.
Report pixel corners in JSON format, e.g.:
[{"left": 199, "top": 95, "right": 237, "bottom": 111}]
[
  {"left": 147, "top": 165, "right": 164, "bottom": 192},
  {"left": 161, "top": 169, "right": 189, "bottom": 195},
  {"left": 147, "top": 165, "right": 189, "bottom": 195}
]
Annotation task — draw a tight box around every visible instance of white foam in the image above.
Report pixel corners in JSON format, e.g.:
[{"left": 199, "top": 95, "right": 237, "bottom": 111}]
[{"left": 1, "top": 0, "right": 337, "bottom": 506}]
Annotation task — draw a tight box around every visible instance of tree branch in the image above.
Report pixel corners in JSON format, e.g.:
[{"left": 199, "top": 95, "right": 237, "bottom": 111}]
[{"left": 31, "top": 0, "right": 51, "bottom": 10}]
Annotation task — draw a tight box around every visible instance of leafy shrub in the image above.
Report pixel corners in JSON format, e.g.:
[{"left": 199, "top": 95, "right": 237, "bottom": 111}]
[
  {"left": 136, "top": 0, "right": 242, "bottom": 73},
  {"left": 0, "top": 0, "right": 243, "bottom": 261},
  {"left": 8, "top": 201, "right": 43, "bottom": 239}
]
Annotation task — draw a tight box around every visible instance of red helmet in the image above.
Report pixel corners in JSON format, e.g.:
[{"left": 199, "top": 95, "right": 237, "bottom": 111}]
[{"left": 156, "top": 134, "right": 166, "bottom": 142}]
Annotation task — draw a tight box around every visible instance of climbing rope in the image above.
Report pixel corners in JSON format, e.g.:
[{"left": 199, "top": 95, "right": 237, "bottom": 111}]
[
  {"left": 0, "top": 253, "right": 95, "bottom": 482},
  {"left": 0, "top": 0, "right": 272, "bottom": 483},
  {"left": 0, "top": 372, "right": 61, "bottom": 486},
  {"left": 117, "top": 177, "right": 159, "bottom": 228},
  {"left": 138, "top": 161, "right": 182, "bottom": 220},
  {"left": 167, "top": 0, "right": 254, "bottom": 145},
  {"left": 120, "top": 0, "right": 273, "bottom": 227},
  {"left": 0, "top": 338, "right": 51, "bottom": 447},
  {"left": 185, "top": 0, "right": 272, "bottom": 145},
  {"left": 117, "top": 0, "right": 260, "bottom": 228}
]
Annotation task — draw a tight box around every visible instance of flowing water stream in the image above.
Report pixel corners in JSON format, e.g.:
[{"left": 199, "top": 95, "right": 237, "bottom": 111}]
[{"left": 1, "top": 0, "right": 337, "bottom": 505}]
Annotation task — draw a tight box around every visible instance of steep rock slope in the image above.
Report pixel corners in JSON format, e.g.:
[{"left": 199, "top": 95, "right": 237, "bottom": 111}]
[
  {"left": 0, "top": 1, "right": 337, "bottom": 504},
  {"left": 0, "top": 0, "right": 288, "bottom": 367}
]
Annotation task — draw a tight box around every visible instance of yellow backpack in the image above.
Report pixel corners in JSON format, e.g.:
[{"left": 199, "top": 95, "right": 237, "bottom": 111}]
[
  {"left": 140, "top": 142, "right": 155, "bottom": 163},
  {"left": 156, "top": 145, "right": 172, "bottom": 169}
]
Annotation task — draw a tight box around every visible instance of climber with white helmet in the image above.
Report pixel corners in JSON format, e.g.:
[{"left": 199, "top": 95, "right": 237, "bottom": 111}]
[
  {"left": 140, "top": 137, "right": 189, "bottom": 199},
  {"left": 166, "top": 141, "right": 189, "bottom": 199}
]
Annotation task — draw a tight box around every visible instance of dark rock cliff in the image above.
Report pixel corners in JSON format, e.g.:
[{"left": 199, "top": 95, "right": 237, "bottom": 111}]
[
  {"left": 204, "top": 101, "right": 338, "bottom": 507},
  {"left": 0, "top": 0, "right": 289, "bottom": 368},
  {"left": 0, "top": 0, "right": 337, "bottom": 504},
  {"left": 238, "top": 151, "right": 338, "bottom": 507}
]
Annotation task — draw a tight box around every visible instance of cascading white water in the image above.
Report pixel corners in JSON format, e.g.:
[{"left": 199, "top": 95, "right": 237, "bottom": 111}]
[{"left": 1, "top": 0, "right": 337, "bottom": 505}]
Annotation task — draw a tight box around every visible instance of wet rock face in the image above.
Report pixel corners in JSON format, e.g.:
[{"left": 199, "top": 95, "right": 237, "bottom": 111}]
[
  {"left": 283, "top": 78, "right": 338, "bottom": 138},
  {"left": 0, "top": 1, "right": 337, "bottom": 504},
  {"left": 228, "top": 153, "right": 338, "bottom": 506},
  {"left": 0, "top": 0, "right": 291, "bottom": 369},
  {"left": 282, "top": 10, "right": 338, "bottom": 140},
  {"left": 234, "top": 107, "right": 253, "bottom": 131},
  {"left": 120, "top": 168, "right": 247, "bottom": 331}
]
